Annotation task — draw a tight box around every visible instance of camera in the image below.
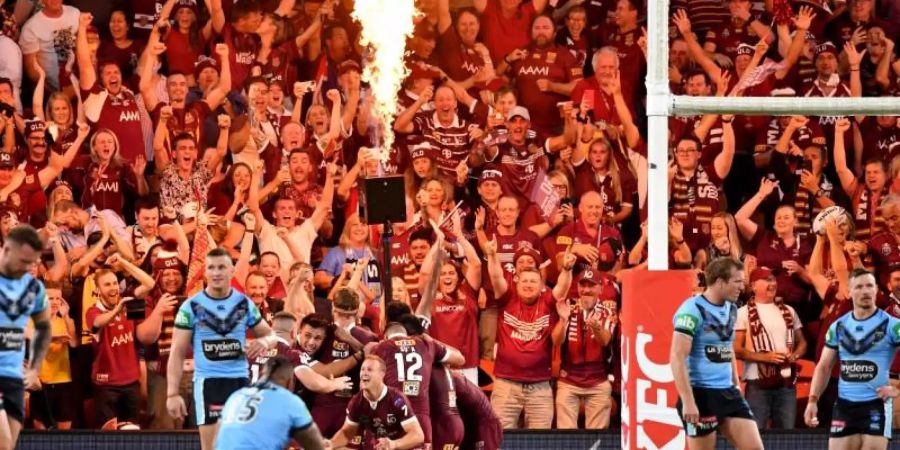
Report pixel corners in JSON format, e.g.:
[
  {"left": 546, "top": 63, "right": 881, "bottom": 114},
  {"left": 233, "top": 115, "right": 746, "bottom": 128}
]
[
  {"left": 0, "top": 103, "right": 14, "bottom": 117},
  {"left": 124, "top": 298, "right": 145, "bottom": 320}
]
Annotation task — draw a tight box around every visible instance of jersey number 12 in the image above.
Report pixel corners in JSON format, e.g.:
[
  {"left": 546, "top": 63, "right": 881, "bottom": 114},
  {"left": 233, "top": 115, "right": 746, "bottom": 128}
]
[{"left": 394, "top": 352, "right": 423, "bottom": 382}]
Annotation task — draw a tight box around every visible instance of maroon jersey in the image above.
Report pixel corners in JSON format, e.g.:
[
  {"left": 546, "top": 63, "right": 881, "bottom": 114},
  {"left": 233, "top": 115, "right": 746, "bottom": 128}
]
[
  {"left": 858, "top": 117, "right": 899, "bottom": 164},
  {"left": 453, "top": 372, "right": 503, "bottom": 450},
  {"left": 481, "top": 0, "right": 535, "bottom": 63},
  {"left": 491, "top": 137, "right": 550, "bottom": 201},
  {"left": 249, "top": 338, "right": 303, "bottom": 383},
  {"left": 573, "top": 161, "right": 637, "bottom": 218},
  {"left": 220, "top": 24, "right": 261, "bottom": 90},
  {"left": 747, "top": 229, "right": 813, "bottom": 304},
  {"left": 82, "top": 83, "right": 146, "bottom": 162},
  {"left": 97, "top": 39, "right": 144, "bottom": 85},
  {"left": 669, "top": 163, "right": 724, "bottom": 253},
  {"left": 868, "top": 231, "right": 900, "bottom": 290},
  {"left": 429, "top": 284, "right": 479, "bottom": 368},
  {"left": 480, "top": 228, "right": 546, "bottom": 309},
  {"left": 370, "top": 335, "right": 448, "bottom": 417},
  {"left": 14, "top": 159, "right": 48, "bottom": 225},
  {"left": 509, "top": 45, "right": 582, "bottom": 135},
  {"left": 435, "top": 27, "right": 483, "bottom": 82},
  {"left": 310, "top": 326, "right": 378, "bottom": 436},
  {"left": 429, "top": 365, "right": 463, "bottom": 450},
  {"left": 495, "top": 288, "right": 558, "bottom": 383},
  {"left": 410, "top": 102, "right": 489, "bottom": 178},
  {"left": 560, "top": 299, "right": 615, "bottom": 387},
  {"left": 594, "top": 26, "right": 644, "bottom": 108},
  {"left": 704, "top": 18, "right": 764, "bottom": 61},
  {"left": 345, "top": 386, "right": 421, "bottom": 449},
  {"left": 260, "top": 40, "right": 302, "bottom": 88},
  {"left": 555, "top": 220, "right": 623, "bottom": 276},
  {"left": 82, "top": 163, "right": 137, "bottom": 212},
  {"left": 86, "top": 304, "right": 140, "bottom": 386},
  {"left": 152, "top": 102, "right": 211, "bottom": 148}
]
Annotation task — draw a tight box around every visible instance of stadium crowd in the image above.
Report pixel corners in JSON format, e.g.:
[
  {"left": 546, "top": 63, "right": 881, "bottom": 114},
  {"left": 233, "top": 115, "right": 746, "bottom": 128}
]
[{"left": 0, "top": 0, "right": 899, "bottom": 441}]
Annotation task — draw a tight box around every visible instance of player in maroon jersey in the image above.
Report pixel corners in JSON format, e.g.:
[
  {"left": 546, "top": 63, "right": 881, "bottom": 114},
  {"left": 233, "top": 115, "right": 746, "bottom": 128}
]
[
  {"left": 453, "top": 371, "right": 503, "bottom": 450},
  {"left": 329, "top": 355, "right": 425, "bottom": 450},
  {"left": 248, "top": 312, "right": 303, "bottom": 383},
  {"left": 369, "top": 314, "right": 465, "bottom": 446}
]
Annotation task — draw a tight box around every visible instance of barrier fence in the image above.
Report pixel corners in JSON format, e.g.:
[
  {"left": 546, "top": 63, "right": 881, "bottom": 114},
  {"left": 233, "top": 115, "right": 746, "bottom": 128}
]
[{"left": 16, "top": 429, "right": 880, "bottom": 449}]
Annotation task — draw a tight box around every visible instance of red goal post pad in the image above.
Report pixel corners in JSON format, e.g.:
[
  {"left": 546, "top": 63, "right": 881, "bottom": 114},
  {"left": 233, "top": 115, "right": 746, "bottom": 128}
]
[{"left": 620, "top": 270, "right": 695, "bottom": 450}]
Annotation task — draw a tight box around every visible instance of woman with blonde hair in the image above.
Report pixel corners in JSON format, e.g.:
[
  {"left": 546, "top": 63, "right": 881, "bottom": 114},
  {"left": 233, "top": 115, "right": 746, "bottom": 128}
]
[
  {"left": 414, "top": 176, "right": 454, "bottom": 226},
  {"left": 694, "top": 212, "right": 746, "bottom": 270},
  {"left": 81, "top": 129, "right": 149, "bottom": 211},
  {"left": 573, "top": 137, "right": 634, "bottom": 226}
]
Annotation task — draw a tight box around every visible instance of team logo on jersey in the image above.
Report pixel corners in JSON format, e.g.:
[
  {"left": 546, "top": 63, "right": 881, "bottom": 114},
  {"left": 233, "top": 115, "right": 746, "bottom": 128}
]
[
  {"left": 696, "top": 304, "right": 736, "bottom": 341},
  {"left": 546, "top": 52, "right": 556, "bottom": 63},
  {"left": 837, "top": 319, "right": 888, "bottom": 355},
  {"left": 192, "top": 299, "right": 251, "bottom": 336},
  {"left": 0, "top": 278, "right": 41, "bottom": 321}
]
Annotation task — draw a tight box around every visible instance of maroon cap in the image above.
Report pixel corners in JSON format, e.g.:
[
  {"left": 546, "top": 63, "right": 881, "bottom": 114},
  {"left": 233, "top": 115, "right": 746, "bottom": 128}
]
[
  {"left": 577, "top": 268, "right": 602, "bottom": 285},
  {"left": 0, "top": 152, "right": 14, "bottom": 169},
  {"left": 513, "top": 244, "right": 541, "bottom": 266},
  {"left": 814, "top": 41, "right": 838, "bottom": 61},
  {"left": 338, "top": 60, "right": 362, "bottom": 76},
  {"left": 24, "top": 120, "right": 45, "bottom": 137},
  {"left": 750, "top": 267, "right": 775, "bottom": 283},
  {"left": 478, "top": 166, "right": 503, "bottom": 186},
  {"left": 194, "top": 55, "right": 219, "bottom": 79},
  {"left": 409, "top": 142, "right": 435, "bottom": 161}
]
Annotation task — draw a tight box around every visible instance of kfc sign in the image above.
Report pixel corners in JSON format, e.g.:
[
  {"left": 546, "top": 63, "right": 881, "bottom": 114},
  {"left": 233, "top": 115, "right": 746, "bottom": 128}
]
[{"left": 621, "top": 271, "right": 694, "bottom": 450}]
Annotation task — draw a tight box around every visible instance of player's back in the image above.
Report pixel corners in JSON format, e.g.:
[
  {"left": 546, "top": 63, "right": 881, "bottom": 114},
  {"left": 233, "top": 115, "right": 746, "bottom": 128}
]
[
  {"left": 430, "top": 365, "right": 464, "bottom": 449},
  {"left": 249, "top": 340, "right": 302, "bottom": 383},
  {"left": 372, "top": 335, "right": 447, "bottom": 415},
  {"left": 216, "top": 382, "right": 313, "bottom": 450},
  {"left": 453, "top": 372, "right": 502, "bottom": 450}
]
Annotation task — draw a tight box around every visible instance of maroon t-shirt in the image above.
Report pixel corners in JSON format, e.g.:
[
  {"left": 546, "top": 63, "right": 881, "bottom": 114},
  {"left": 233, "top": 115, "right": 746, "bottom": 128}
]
[
  {"left": 151, "top": 101, "right": 212, "bottom": 149},
  {"left": 509, "top": 45, "right": 582, "bottom": 135},
  {"left": 748, "top": 229, "right": 814, "bottom": 304},
  {"left": 370, "top": 335, "right": 448, "bottom": 417},
  {"left": 82, "top": 83, "right": 145, "bottom": 162},
  {"left": 86, "top": 304, "right": 141, "bottom": 386},
  {"left": 14, "top": 158, "right": 48, "bottom": 226},
  {"left": 97, "top": 39, "right": 145, "bottom": 86},
  {"left": 219, "top": 23, "right": 261, "bottom": 90},
  {"left": 492, "top": 137, "right": 550, "bottom": 202},
  {"left": 494, "top": 288, "right": 558, "bottom": 383},
  {"left": 345, "top": 386, "right": 421, "bottom": 448},
  {"left": 81, "top": 163, "right": 137, "bottom": 212},
  {"left": 481, "top": 0, "right": 536, "bottom": 63},
  {"left": 429, "top": 283, "right": 479, "bottom": 369},
  {"left": 867, "top": 231, "right": 900, "bottom": 290},
  {"left": 435, "top": 27, "right": 483, "bottom": 82}
]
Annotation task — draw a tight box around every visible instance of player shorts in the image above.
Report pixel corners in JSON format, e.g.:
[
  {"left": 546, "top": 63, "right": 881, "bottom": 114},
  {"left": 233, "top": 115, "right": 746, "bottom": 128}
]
[
  {"left": 0, "top": 377, "right": 25, "bottom": 424},
  {"left": 193, "top": 377, "right": 248, "bottom": 426},
  {"left": 830, "top": 397, "right": 892, "bottom": 439},
  {"left": 675, "top": 386, "right": 754, "bottom": 437}
]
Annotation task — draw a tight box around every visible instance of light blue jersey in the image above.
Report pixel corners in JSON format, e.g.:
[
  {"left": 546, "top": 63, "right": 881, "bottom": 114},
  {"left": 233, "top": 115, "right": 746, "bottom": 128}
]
[
  {"left": 174, "top": 289, "right": 262, "bottom": 379},
  {"left": 0, "top": 274, "right": 46, "bottom": 379},
  {"left": 215, "top": 382, "right": 314, "bottom": 450},
  {"left": 825, "top": 309, "right": 900, "bottom": 402},
  {"left": 672, "top": 295, "right": 738, "bottom": 389}
]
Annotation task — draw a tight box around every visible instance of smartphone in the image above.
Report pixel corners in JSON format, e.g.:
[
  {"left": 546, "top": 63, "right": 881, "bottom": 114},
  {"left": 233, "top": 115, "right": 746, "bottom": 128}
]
[
  {"left": 582, "top": 90, "right": 596, "bottom": 111},
  {"left": 124, "top": 298, "right": 145, "bottom": 321},
  {"left": 560, "top": 198, "right": 573, "bottom": 207},
  {"left": 802, "top": 159, "right": 813, "bottom": 173}
]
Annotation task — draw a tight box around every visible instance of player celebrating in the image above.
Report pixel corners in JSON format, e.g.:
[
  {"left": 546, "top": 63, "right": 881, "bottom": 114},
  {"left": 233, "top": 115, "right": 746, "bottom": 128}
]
[
  {"left": 167, "top": 248, "right": 278, "bottom": 450},
  {"left": 804, "top": 269, "right": 900, "bottom": 449},
  {"left": 329, "top": 355, "right": 425, "bottom": 450},
  {"left": 0, "top": 226, "right": 51, "bottom": 450},
  {"left": 670, "top": 258, "right": 763, "bottom": 450},
  {"left": 216, "top": 357, "right": 327, "bottom": 450},
  {"left": 370, "top": 313, "right": 465, "bottom": 446}
]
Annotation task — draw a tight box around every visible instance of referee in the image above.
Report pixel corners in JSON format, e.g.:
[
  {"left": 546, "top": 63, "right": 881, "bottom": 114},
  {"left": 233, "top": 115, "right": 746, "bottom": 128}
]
[{"left": 670, "top": 258, "right": 763, "bottom": 450}]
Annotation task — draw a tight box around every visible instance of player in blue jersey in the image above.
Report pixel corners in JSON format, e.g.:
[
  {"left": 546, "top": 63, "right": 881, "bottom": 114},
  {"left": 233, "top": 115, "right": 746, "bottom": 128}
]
[
  {"left": 804, "top": 269, "right": 900, "bottom": 449},
  {"left": 0, "top": 225, "right": 51, "bottom": 450},
  {"left": 216, "top": 356, "right": 326, "bottom": 450},
  {"left": 167, "top": 247, "right": 279, "bottom": 450},
  {"left": 670, "top": 257, "right": 763, "bottom": 450}
]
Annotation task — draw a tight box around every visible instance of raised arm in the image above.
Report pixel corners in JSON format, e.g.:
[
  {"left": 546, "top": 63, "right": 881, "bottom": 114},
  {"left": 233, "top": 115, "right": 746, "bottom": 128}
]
[
  {"left": 153, "top": 106, "right": 173, "bottom": 171},
  {"left": 111, "top": 253, "right": 154, "bottom": 297},
  {"left": 204, "top": 44, "right": 231, "bottom": 109},
  {"left": 473, "top": 0, "right": 488, "bottom": 13},
  {"left": 483, "top": 235, "right": 507, "bottom": 298},
  {"left": 203, "top": 115, "right": 231, "bottom": 173},
  {"left": 437, "top": 0, "right": 452, "bottom": 34},
  {"left": 31, "top": 60, "right": 45, "bottom": 121},
  {"left": 76, "top": 13, "right": 96, "bottom": 91},
  {"left": 735, "top": 178, "right": 777, "bottom": 240},
  {"left": 393, "top": 87, "right": 432, "bottom": 134},
  {"left": 552, "top": 250, "right": 575, "bottom": 301},
  {"left": 672, "top": 10, "right": 720, "bottom": 82},
  {"left": 832, "top": 118, "right": 857, "bottom": 194},
  {"left": 209, "top": 0, "right": 226, "bottom": 34},
  {"left": 713, "top": 118, "right": 735, "bottom": 180}
]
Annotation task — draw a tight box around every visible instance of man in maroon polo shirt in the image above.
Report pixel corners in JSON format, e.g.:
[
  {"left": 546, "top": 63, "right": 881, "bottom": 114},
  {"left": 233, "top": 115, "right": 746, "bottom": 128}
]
[
  {"left": 556, "top": 269, "right": 617, "bottom": 429},
  {"left": 483, "top": 233, "right": 575, "bottom": 429},
  {"left": 555, "top": 191, "right": 624, "bottom": 276},
  {"left": 476, "top": 0, "right": 548, "bottom": 64}
]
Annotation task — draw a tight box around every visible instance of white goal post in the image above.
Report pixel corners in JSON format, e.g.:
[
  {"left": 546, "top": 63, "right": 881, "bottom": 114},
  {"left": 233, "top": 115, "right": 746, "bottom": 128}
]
[{"left": 645, "top": 0, "right": 900, "bottom": 270}]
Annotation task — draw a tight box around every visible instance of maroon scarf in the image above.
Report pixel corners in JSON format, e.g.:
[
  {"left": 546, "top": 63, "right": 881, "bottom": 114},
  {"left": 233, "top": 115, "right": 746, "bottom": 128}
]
[{"left": 747, "top": 298, "right": 797, "bottom": 389}]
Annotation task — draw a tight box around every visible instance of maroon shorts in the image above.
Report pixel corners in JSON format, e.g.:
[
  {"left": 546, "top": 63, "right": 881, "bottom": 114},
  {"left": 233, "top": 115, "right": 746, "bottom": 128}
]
[
  {"left": 431, "top": 413, "right": 464, "bottom": 449},
  {"left": 416, "top": 412, "right": 433, "bottom": 443},
  {"left": 479, "top": 418, "right": 503, "bottom": 450}
]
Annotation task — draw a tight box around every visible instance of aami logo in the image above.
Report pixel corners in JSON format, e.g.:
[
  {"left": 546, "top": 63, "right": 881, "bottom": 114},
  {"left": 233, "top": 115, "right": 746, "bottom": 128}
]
[
  {"left": 94, "top": 181, "right": 120, "bottom": 192},
  {"left": 840, "top": 360, "right": 878, "bottom": 382},
  {"left": 518, "top": 66, "right": 550, "bottom": 77},
  {"left": 119, "top": 110, "right": 140, "bottom": 122}
]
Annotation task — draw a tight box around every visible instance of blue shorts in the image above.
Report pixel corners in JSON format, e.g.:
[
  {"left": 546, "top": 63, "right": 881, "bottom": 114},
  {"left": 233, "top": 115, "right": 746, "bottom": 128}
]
[{"left": 193, "top": 377, "right": 248, "bottom": 426}]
